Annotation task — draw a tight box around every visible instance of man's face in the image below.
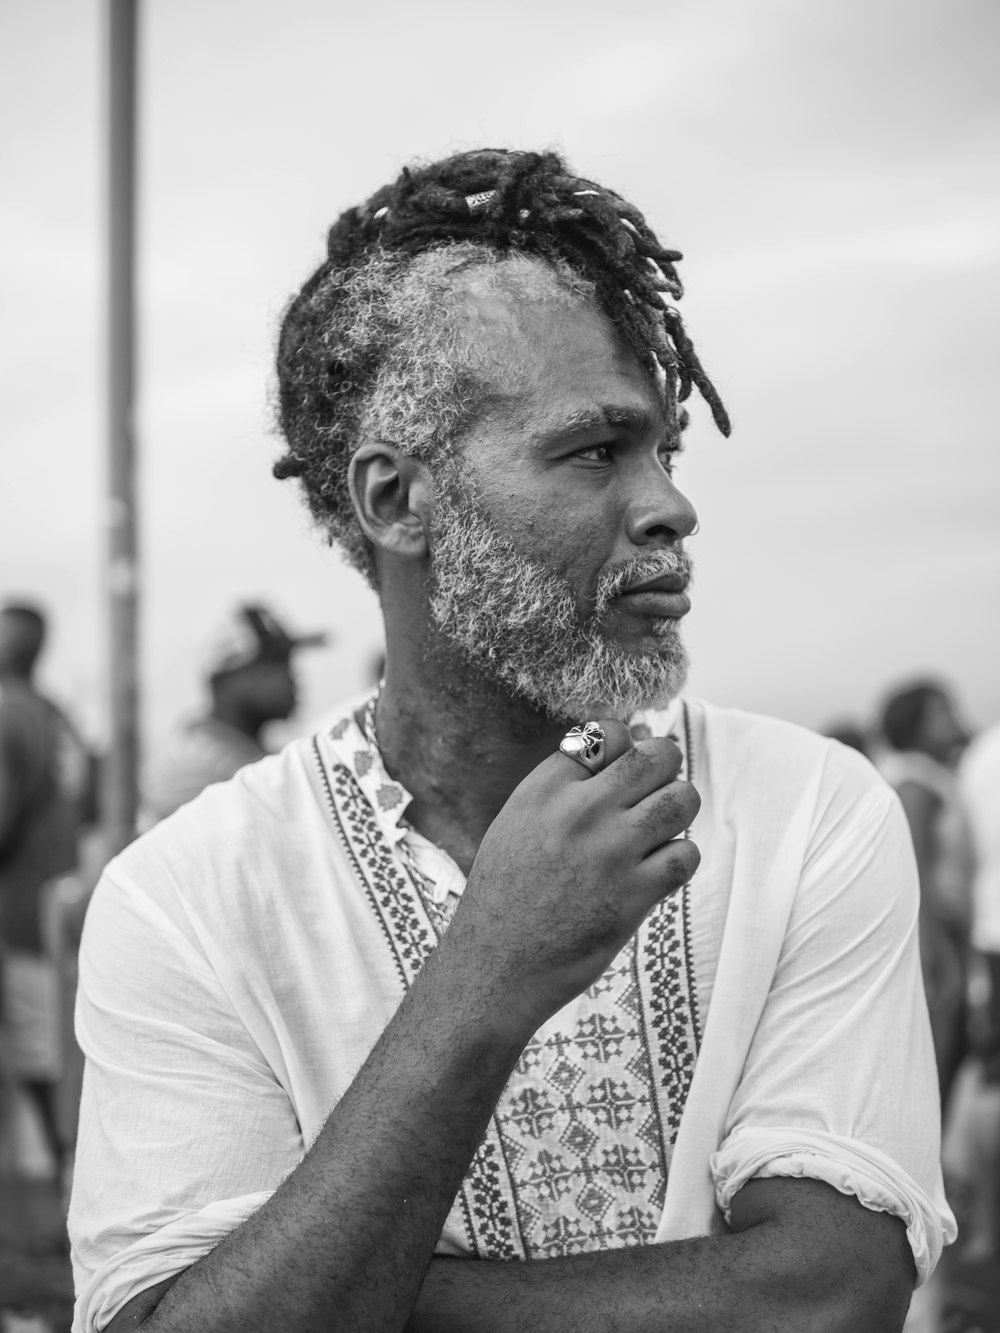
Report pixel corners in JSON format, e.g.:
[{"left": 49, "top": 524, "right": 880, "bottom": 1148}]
[{"left": 424, "top": 289, "right": 698, "bottom": 722}]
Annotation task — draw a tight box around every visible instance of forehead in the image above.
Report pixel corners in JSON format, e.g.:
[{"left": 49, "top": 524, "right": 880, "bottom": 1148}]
[{"left": 455, "top": 282, "right": 672, "bottom": 445}]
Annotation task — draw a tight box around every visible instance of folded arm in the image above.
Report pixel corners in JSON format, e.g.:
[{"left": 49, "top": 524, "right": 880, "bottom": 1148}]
[
  {"left": 109, "top": 1178, "right": 912, "bottom": 1333},
  {"left": 103, "top": 933, "right": 531, "bottom": 1332},
  {"left": 404, "top": 1176, "right": 913, "bottom": 1333}
]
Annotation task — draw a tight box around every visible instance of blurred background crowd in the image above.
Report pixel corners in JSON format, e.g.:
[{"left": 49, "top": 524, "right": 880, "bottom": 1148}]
[{"left": 2, "top": 0, "right": 998, "bottom": 1329}]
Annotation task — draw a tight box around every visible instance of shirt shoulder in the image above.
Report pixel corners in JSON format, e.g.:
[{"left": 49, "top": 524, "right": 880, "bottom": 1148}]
[
  {"left": 81, "top": 719, "right": 381, "bottom": 1055},
  {"left": 646, "top": 697, "right": 891, "bottom": 807},
  {"left": 117, "top": 732, "right": 327, "bottom": 909},
  {"left": 141, "top": 715, "right": 267, "bottom": 820}
]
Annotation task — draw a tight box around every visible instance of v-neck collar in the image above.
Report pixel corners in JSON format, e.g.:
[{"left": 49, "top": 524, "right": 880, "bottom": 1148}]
[{"left": 321, "top": 691, "right": 687, "bottom": 892}]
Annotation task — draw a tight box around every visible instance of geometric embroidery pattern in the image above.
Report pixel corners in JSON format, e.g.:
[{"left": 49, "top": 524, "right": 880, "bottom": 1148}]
[
  {"left": 314, "top": 703, "right": 702, "bottom": 1261},
  {"left": 451, "top": 880, "right": 700, "bottom": 1258},
  {"left": 314, "top": 732, "right": 527, "bottom": 1253},
  {"left": 318, "top": 750, "right": 437, "bottom": 988}
]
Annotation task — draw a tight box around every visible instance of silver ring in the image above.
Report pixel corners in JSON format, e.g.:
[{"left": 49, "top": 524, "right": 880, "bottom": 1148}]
[{"left": 559, "top": 722, "right": 606, "bottom": 775}]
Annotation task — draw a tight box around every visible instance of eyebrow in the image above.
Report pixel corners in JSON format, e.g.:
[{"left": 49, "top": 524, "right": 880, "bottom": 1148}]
[{"left": 543, "top": 403, "right": 659, "bottom": 441}]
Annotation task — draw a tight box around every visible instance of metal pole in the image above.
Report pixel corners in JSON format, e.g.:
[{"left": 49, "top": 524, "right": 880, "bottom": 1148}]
[{"left": 104, "top": 0, "right": 139, "bottom": 854}]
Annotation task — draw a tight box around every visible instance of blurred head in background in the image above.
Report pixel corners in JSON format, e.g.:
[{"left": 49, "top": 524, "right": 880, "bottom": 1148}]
[
  {"left": 205, "top": 604, "right": 327, "bottom": 741},
  {"left": 140, "top": 604, "right": 327, "bottom": 827},
  {"left": 0, "top": 601, "right": 47, "bottom": 681},
  {"left": 880, "top": 679, "right": 971, "bottom": 769}
]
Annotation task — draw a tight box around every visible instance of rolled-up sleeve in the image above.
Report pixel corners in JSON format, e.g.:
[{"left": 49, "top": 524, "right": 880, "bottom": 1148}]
[
  {"left": 710, "top": 781, "right": 956, "bottom": 1284},
  {"left": 69, "top": 862, "right": 304, "bottom": 1332}
]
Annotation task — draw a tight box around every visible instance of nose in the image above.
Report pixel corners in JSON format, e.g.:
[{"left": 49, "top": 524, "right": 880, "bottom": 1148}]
[{"left": 625, "top": 470, "right": 699, "bottom": 546}]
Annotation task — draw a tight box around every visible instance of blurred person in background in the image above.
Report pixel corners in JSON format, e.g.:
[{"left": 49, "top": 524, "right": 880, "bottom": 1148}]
[
  {"left": 962, "top": 720, "right": 1000, "bottom": 1083},
  {"left": 878, "top": 680, "right": 975, "bottom": 1110},
  {"left": 140, "top": 603, "right": 326, "bottom": 825},
  {"left": 70, "top": 149, "right": 950, "bottom": 1333},
  {"left": 0, "top": 602, "right": 92, "bottom": 1181},
  {"left": 945, "top": 719, "right": 1000, "bottom": 1264}
]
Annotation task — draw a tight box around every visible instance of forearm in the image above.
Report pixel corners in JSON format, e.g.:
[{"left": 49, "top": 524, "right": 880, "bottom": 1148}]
[
  {"left": 406, "top": 1180, "right": 914, "bottom": 1333},
  {"left": 130, "top": 940, "right": 530, "bottom": 1333},
  {"left": 407, "top": 1243, "right": 835, "bottom": 1333}
]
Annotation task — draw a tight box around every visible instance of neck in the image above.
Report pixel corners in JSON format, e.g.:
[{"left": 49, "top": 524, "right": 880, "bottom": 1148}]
[{"left": 371, "top": 645, "right": 567, "bottom": 875}]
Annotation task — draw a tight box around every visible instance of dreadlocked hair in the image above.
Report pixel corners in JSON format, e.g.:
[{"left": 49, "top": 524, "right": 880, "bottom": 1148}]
[{"left": 275, "top": 148, "right": 730, "bottom": 584}]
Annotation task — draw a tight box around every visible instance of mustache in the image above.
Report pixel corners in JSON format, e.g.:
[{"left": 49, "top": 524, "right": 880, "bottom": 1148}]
[{"left": 593, "top": 548, "right": 694, "bottom": 612}]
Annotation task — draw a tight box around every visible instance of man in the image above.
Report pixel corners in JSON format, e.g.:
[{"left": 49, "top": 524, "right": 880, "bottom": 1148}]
[
  {"left": 0, "top": 602, "right": 91, "bottom": 1177},
  {"left": 140, "top": 603, "right": 326, "bottom": 823},
  {"left": 70, "top": 149, "right": 952, "bottom": 1332},
  {"left": 879, "top": 679, "right": 975, "bottom": 1106}
]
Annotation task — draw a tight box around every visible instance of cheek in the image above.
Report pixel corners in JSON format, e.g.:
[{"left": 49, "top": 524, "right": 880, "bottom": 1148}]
[
  {"left": 473, "top": 465, "right": 614, "bottom": 591},
  {"left": 515, "top": 510, "right": 611, "bottom": 599}
]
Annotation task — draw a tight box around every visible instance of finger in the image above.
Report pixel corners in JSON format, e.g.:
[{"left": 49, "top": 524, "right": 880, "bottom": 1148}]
[
  {"left": 635, "top": 836, "right": 702, "bottom": 907},
  {"left": 627, "top": 779, "right": 701, "bottom": 854},
  {"left": 552, "top": 717, "right": 633, "bottom": 783},
  {"left": 595, "top": 735, "right": 684, "bottom": 805}
]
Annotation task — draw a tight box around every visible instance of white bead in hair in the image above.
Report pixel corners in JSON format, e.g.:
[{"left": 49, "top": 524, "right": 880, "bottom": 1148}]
[{"left": 646, "top": 258, "right": 669, "bottom": 286}]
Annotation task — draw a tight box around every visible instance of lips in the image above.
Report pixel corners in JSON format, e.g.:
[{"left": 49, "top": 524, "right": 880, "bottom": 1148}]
[
  {"left": 623, "top": 572, "right": 687, "bottom": 596},
  {"left": 614, "top": 573, "right": 691, "bottom": 619}
]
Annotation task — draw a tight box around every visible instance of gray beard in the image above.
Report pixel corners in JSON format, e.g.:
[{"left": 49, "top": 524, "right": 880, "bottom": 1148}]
[{"left": 426, "top": 473, "right": 691, "bottom": 723}]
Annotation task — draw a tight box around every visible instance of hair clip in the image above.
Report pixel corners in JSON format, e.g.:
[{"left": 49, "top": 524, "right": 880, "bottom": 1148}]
[
  {"left": 372, "top": 206, "right": 389, "bottom": 222},
  {"left": 573, "top": 190, "right": 600, "bottom": 198},
  {"left": 464, "top": 192, "right": 532, "bottom": 223}
]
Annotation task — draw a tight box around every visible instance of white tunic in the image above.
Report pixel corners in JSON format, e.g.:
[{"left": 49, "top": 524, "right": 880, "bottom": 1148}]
[{"left": 68, "top": 696, "right": 955, "bottom": 1331}]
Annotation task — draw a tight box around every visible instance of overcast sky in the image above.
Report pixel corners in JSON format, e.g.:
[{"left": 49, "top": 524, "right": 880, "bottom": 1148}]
[{"left": 3, "top": 0, "right": 999, "bottom": 750}]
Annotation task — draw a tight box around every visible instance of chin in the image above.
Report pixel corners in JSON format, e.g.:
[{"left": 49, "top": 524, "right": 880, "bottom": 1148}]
[
  {"left": 613, "top": 618, "right": 685, "bottom": 652},
  {"left": 530, "top": 661, "right": 687, "bottom": 726}
]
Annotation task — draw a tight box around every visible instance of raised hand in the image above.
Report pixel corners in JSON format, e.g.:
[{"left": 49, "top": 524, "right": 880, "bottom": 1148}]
[{"left": 444, "top": 719, "right": 701, "bottom": 1032}]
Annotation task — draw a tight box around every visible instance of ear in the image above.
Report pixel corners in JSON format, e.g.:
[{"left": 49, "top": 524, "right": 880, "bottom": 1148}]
[{"left": 348, "top": 441, "right": 434, "bottom": 562}]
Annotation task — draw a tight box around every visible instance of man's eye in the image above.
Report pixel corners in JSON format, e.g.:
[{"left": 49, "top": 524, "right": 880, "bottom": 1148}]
[{"left": 574, "top": 444, "right": 613, "bottom": 465}]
